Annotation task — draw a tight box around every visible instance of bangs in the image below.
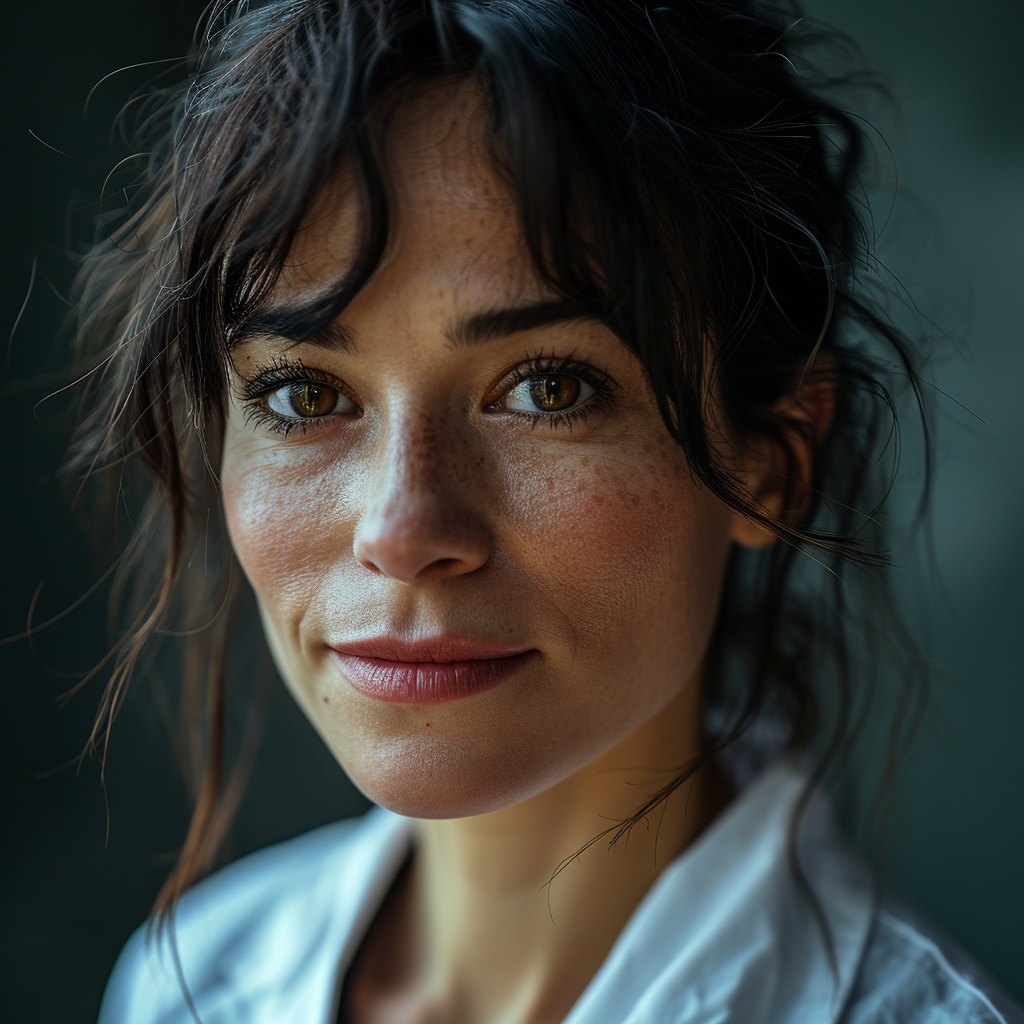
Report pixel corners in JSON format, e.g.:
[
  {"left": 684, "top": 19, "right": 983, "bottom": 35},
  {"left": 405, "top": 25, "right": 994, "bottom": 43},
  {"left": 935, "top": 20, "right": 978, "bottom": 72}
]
[{"left": 178, "top": 2, "right": 712, "bottom": 437}]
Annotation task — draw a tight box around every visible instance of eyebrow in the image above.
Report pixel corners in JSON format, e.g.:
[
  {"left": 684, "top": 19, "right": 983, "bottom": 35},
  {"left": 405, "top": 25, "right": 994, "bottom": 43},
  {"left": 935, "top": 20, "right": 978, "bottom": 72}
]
[
  {"left": 229, "top": 298, "right": 596, "bottom": 353},
  {"left": 447, "top": 300, "right": 595, "bottom": 348},
  {"left": 229, "top": 306, "right": 356, "bottom": 353}
]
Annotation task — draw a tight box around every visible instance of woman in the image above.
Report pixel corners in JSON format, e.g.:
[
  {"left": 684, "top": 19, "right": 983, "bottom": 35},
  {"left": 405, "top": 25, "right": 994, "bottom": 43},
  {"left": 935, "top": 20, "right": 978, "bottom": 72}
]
[{"left": 64, "top": 1, "right": 1020, "bottom": 1021}]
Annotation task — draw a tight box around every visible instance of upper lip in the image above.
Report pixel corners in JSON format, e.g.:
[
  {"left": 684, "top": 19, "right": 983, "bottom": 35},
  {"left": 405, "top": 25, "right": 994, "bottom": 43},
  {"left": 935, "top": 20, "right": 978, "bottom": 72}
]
[{"left": 330, "top": 636, "right": 533, "bottom": 664}]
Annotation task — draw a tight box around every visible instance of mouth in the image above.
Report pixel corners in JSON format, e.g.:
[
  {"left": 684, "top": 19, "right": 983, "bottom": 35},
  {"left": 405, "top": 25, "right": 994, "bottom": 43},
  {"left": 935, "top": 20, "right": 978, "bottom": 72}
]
[{"left": 330, "top": 637, "right": 536, "bottom": 705}]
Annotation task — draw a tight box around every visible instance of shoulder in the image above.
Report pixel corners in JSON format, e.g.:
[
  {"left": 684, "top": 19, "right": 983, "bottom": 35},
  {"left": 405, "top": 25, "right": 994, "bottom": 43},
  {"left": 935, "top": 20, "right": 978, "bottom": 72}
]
[
  {"left": 98, "top": 807, "right": 410, "bottom": 1024},
  {"left": 841, "top": 895, "right": 1023, "bottom": 1024}
]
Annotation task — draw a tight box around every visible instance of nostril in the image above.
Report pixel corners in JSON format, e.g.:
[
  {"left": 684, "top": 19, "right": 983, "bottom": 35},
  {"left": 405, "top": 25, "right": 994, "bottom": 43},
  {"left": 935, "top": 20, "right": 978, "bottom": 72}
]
[{"left": 357, "top": 556, "right": 385, "bottom": 576}]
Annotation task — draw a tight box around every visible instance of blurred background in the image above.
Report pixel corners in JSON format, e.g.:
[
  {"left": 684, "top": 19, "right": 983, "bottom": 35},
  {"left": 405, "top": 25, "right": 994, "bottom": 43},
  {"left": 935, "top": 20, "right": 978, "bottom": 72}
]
[{"left": 1, "top": 1, "right": 1021, "bottom": 1020}]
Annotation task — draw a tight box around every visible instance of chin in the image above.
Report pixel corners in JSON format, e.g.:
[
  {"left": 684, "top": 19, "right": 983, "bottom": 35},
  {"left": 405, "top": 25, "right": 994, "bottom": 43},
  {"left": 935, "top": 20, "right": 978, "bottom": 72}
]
[{"left": 337, "top": 732, "right": 559, "bottom": 820}]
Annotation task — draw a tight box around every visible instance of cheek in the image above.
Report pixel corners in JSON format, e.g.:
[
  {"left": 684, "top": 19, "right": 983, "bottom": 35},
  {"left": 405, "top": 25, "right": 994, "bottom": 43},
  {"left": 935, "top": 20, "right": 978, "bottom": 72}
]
[
  {"left": 221, "top": 441, "right": 356, "bottom": 631},
  {"left": 505, "top": 439, "right": 731, "bottom": 677}
]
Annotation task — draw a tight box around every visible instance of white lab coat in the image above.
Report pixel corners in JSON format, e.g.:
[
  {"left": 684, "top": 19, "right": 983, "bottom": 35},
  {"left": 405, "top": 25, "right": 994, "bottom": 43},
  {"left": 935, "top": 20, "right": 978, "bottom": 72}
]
[{"left": 98, "top": 756, "right": 1021, "bottom": 1023}]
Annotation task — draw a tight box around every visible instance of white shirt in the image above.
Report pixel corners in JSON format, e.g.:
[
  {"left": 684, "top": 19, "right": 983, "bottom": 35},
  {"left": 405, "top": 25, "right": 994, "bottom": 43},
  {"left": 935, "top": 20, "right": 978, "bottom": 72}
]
[{"left": 98, "top": 758, "right": 1021, "bottom": 1023}]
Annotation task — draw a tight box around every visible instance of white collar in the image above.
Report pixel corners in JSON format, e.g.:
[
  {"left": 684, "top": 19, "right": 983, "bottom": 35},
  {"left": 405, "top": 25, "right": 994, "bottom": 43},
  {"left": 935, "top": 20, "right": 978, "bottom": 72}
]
[{"left": 332, "top": 758, "right": 876, "bottom": 1024}]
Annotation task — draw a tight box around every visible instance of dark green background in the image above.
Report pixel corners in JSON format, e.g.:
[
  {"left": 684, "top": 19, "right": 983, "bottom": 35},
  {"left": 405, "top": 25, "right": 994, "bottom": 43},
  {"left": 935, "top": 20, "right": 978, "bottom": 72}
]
[{"left": 2, "top": 2, "right": 1021, "bottom": 1021}]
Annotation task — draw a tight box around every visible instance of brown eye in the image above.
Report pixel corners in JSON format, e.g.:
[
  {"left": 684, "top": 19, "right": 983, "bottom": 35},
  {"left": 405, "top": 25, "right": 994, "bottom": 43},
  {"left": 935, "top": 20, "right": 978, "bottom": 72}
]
[
  {"left": 266, "top": 380, "right": 355, "bottom": 420},
  {"left": 503, "top": 372, "right": 594, "bottom": 417},
  {"left": 288, "top": 383, "right": 337, "bottom": 417},
  {"left": 524, "top": 375, "right": 581, "bottom": 412}
]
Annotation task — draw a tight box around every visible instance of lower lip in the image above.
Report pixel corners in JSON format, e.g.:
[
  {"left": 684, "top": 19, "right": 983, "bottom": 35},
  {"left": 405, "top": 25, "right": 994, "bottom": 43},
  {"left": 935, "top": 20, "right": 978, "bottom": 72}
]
[{"left": 332, "top": 651, "right": 534, "bottom": 704}]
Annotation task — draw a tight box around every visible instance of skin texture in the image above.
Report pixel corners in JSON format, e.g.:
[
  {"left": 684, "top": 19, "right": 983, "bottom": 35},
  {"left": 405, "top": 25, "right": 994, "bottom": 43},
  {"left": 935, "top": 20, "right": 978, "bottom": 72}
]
[{"left": 219, "top": 80, "right": 811, "bottom": 1024}]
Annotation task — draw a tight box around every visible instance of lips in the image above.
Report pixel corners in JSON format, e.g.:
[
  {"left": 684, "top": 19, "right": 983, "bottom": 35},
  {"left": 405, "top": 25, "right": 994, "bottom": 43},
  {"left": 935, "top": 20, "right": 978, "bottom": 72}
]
[{"left": 330, "top": 637, "right": 535, "bottom": 704}]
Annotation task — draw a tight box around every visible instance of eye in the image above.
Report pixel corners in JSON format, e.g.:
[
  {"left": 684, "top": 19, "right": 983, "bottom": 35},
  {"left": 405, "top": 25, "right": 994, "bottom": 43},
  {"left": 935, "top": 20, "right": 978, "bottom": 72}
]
[
  {"left": 266, "top": 382, "right": 356, "bottom": 419},
  {"left": 504, "top": 374, "right": 594, "bottom": 414}
]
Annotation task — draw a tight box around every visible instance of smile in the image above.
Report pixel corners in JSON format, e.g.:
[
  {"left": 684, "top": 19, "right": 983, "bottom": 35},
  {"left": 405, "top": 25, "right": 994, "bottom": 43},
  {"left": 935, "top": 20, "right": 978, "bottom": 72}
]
[{"left": 331, "top": 637, "right": 536, "bottom": 704}]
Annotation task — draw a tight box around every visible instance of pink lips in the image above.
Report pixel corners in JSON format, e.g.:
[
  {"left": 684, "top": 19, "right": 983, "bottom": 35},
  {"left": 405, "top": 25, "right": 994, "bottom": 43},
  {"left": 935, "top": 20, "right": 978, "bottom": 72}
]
[{"left": 331, "top": 637, "right": 535, "bottom": 704}]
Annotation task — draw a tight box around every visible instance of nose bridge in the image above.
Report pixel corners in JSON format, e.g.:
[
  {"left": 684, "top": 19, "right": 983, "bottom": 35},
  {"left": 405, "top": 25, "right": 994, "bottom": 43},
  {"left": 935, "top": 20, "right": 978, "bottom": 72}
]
[
  {"left": 383, "top": 408, "right": 448, "bottom": 507},
  {"left": 353, "top": 405, "right": 490, "bottom": 583}
]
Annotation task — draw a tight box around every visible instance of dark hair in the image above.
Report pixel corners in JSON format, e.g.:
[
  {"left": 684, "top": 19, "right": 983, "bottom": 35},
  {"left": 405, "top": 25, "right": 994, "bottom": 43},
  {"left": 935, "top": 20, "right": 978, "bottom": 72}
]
[{"left": 67, "top": 0, "right": 929, "bottom": 928}]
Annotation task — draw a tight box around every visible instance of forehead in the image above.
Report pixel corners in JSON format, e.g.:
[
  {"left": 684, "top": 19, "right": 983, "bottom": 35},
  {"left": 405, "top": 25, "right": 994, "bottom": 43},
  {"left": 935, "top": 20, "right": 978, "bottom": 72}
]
[{"left": 277, "top": 78, "right": 536, "bottom": 307}]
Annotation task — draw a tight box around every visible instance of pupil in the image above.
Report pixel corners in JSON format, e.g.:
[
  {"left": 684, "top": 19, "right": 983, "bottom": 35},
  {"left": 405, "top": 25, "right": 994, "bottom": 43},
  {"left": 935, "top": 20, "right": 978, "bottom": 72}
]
[{"left": 529, "top": 375, "right": 579, "bottom": 412}]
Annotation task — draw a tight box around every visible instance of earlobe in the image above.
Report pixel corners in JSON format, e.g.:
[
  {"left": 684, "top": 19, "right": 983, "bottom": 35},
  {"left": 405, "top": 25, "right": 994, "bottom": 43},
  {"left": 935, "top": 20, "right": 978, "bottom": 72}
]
[
  {"left": 727, "top": 442, "right": 796, "bottom": 549},
  {"left": 727, "top": 364, "right": 836, "bottom": 550},
  {"left": 729, "top": 501, "right": 785, "bottom": 549}
]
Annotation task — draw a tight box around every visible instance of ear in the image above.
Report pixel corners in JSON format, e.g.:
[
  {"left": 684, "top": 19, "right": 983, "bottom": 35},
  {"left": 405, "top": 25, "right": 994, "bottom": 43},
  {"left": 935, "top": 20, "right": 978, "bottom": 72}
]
[{"left": 727, "top": 361, "right": 836, "bottom": 549}]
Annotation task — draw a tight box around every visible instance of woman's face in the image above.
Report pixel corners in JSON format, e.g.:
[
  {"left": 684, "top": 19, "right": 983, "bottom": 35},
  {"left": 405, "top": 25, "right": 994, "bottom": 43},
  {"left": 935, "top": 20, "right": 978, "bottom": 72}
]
[{"left": 220, "top": 82, "right": 749, "bottom": 819}]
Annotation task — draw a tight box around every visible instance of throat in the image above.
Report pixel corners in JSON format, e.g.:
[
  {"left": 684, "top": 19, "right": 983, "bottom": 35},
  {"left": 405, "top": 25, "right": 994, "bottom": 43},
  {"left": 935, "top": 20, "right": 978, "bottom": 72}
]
[{"left": 340, "top": 761, "right": 733, "bottom": 1024}]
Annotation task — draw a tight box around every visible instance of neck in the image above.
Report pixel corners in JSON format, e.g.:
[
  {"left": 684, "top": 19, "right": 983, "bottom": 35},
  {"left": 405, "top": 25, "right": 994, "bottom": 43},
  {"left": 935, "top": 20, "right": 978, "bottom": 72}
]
[{"left": 348, "top": 684, "right": 731, "bottom": 1024}]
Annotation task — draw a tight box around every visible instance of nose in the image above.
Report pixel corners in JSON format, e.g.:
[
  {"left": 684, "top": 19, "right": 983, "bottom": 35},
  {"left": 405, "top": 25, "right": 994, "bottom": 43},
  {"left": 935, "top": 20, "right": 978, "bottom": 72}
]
[{"left": 352, "top": 413, "right": 491, "bottom": 584}]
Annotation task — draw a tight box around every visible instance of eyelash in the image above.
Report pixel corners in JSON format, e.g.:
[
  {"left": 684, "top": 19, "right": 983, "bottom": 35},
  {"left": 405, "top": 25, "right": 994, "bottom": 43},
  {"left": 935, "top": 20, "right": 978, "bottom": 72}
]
[{"left": 236, "top": 353, "right": 614, "bottom": 436}]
